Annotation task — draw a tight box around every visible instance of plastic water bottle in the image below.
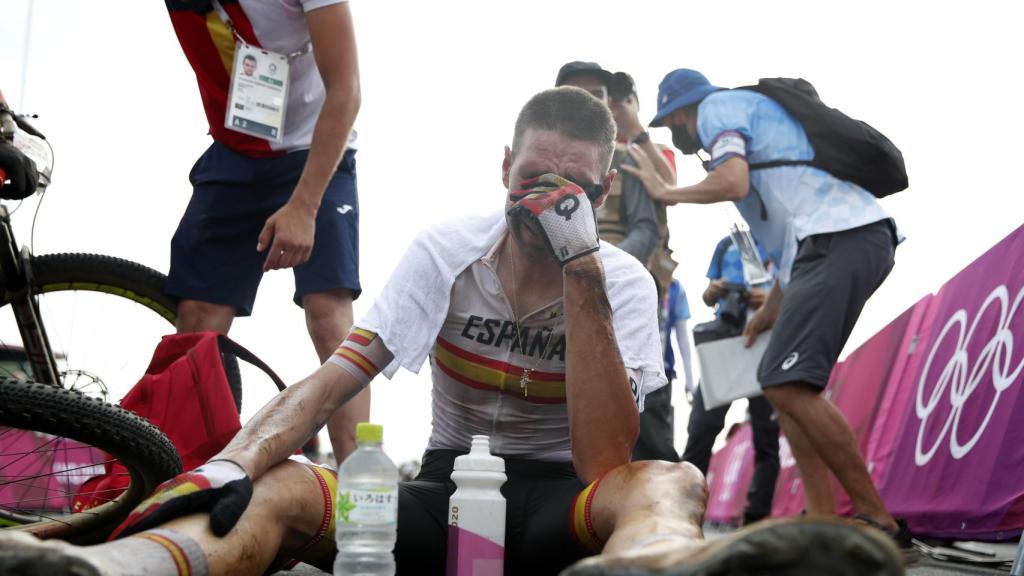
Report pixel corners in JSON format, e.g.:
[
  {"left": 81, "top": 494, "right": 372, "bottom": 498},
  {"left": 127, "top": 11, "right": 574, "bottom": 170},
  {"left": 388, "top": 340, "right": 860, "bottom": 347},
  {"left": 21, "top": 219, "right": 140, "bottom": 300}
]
[
  {"left": 447, "top": 435, "right": 507, "bottom": 576},
  {"left": 334, "top": 423, "right": 399, "bottom": 576}
]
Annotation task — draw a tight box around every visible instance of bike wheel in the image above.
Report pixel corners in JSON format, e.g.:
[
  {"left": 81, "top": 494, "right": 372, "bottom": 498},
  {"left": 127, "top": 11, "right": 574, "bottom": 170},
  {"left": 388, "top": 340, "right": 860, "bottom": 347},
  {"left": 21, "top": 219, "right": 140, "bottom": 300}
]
[
  {"left": 0, "top": 252, "right": 242, "bottom": 406},
  {"left": 0, "top": 253, "right": 177, "bottom": 402},
  {"left": 0, "top": 378, "right": 182, "bottom": 543}
]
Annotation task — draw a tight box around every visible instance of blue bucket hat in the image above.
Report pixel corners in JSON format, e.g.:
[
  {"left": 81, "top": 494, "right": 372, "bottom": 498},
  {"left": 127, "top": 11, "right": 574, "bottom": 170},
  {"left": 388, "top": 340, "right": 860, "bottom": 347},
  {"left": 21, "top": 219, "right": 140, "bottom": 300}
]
[{"left": 649, "top": 68, "right": 724, "bottom": 126}]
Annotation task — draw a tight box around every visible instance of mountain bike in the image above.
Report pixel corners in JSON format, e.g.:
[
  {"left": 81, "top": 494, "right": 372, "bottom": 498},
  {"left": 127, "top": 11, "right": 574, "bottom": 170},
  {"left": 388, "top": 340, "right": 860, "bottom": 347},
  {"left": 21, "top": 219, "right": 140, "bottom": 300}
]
[{"left": 0, "top": 105, "right": 183, "bottom": 543}]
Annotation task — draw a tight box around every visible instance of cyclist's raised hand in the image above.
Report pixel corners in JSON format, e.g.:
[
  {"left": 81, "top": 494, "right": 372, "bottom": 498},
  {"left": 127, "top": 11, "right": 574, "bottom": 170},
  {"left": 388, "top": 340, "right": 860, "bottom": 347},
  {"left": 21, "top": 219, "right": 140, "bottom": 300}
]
[
  {"left": 257, "top": 199, "right": 317, "bottom": 272},
  {"left": 108, "top": 460, "right": 252, "bottom": 540},
  {"left": 506, "top": 173, "right": 601, "bottom": 267}
]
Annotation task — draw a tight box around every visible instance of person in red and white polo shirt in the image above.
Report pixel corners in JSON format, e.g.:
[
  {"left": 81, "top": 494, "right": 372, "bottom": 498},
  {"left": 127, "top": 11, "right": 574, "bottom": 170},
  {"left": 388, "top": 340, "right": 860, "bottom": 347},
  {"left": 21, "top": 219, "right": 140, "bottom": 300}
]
[{"left": 162, "top": 0, "right": 365, "bottom": 460}]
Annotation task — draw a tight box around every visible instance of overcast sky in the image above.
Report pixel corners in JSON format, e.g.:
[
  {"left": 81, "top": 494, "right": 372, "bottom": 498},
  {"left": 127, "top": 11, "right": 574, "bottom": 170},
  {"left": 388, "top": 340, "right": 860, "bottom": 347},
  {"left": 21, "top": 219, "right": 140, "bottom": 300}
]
[{"left": 2, "top": 0, "right": 1022, "bottom": 463}]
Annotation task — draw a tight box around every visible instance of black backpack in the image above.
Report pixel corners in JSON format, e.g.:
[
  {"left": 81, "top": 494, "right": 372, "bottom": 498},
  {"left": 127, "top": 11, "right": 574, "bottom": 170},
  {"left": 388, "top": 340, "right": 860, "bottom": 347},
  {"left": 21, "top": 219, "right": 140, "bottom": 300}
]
[{"left": 740, "top": 78, "right": 908, "bottom": 198}]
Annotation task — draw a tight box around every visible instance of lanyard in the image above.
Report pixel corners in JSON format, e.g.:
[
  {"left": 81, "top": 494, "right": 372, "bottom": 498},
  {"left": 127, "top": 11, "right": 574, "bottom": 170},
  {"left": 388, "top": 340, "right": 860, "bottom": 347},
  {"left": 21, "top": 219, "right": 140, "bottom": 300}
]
[{"left": 209, "top": 0, "right": 312, "bottom": 60}]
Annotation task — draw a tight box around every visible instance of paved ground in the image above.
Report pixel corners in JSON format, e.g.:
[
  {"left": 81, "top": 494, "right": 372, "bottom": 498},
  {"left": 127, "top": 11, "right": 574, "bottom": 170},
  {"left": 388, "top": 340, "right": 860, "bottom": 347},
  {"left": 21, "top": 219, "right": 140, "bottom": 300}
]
[
  {"left": 909, "top": 557, "right": 1011, "bottom": 575},
  {"left": 276, "top": 523, "right": 1019, "bottom": 575},
  {"left": 278, "top": 542, "right": 1017, "bottom": 575},
  {"left": 709, "top": 525, "right": 1016, "bottom": 576}
]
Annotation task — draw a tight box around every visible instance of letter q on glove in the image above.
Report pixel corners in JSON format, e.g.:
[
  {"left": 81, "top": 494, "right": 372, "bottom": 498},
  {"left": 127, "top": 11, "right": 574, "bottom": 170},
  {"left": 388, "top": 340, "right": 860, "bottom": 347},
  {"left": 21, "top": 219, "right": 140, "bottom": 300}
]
[
  {"left": 507, "top": 174, "right": 601, "bottom": 266},
  {"left": 108, "top": 459, "right": 252, "bottom": 540}
]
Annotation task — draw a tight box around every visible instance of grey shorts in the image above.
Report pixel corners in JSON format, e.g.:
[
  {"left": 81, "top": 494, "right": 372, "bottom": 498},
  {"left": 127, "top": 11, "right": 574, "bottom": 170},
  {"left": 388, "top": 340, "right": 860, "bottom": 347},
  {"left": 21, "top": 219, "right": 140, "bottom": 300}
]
[{"left": 758, "top": 219, "right": 896, "bottom": 389}]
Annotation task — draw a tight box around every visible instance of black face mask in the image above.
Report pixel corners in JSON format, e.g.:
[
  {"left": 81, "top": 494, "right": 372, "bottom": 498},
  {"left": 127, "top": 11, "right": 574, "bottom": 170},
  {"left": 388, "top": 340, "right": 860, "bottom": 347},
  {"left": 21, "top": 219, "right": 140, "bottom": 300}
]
[{"left": 671, "top": 125, "right": 702, "bottom": 155}]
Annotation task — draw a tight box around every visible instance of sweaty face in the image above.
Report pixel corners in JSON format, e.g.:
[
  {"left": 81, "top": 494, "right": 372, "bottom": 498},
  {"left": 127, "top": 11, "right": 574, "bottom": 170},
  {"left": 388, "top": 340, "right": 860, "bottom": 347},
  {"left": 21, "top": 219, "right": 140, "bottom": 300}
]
[{"left": 504, "top": 129, "right": 605, "bottom": 254}]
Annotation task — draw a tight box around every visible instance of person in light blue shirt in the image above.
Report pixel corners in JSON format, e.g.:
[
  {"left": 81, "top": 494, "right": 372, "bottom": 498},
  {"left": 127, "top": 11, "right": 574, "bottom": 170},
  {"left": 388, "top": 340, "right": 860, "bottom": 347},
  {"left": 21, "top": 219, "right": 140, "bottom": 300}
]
[{"left": 624, "top": 69, "right": 912, "bottom": 553}]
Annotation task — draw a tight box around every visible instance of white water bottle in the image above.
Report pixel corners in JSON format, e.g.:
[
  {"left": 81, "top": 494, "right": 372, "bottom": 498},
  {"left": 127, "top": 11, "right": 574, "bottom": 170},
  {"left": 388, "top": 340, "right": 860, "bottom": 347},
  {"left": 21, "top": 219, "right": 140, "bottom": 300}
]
[
  {"left": 447, "top": 435, "right": 507, "bottom": 576},
  {"left": 335, "top": 423, "right": 399, "bottom": 576}
]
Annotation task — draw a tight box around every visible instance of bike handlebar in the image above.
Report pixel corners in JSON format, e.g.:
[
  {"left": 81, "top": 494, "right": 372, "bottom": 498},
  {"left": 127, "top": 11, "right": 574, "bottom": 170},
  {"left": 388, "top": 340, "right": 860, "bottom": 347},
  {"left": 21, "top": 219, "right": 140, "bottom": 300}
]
[
  {"left": 13, "top": 114, "right": 44, "bottom": 140},
  {"left": 1, "top": 108, "right": 46, "bottom": 142}
]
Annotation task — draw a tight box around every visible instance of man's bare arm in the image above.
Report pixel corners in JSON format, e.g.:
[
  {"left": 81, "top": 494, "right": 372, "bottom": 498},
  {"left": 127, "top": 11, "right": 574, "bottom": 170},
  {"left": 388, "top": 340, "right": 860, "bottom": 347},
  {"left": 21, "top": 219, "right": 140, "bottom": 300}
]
[
  {"left": 744, "top": 279, "right": 783, "bottom": 347},
  {"left": 563, "top": 254, "right": 639, "bottom": 484},
  {"left": 259, "top": 2, "right": 361, "bottom": 271},
  {"left": 624, "top": 151, "right": 749, "bottom": 206},
  {"left": 216, "top": 328, "right": 392, "bottom": 479},
  {"left": 213, "top": 363, "right": 364, "bottom": 479}
]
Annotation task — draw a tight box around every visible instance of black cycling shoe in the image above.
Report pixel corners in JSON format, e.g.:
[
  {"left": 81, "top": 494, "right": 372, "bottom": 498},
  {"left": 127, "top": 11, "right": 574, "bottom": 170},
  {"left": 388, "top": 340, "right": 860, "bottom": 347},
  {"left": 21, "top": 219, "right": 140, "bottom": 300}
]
[
  {"left": 560, "top": 518, "right": 905, "bottom": 576},
  {"left": 853, "top": 514, "right": 919, "bottom": 565}
]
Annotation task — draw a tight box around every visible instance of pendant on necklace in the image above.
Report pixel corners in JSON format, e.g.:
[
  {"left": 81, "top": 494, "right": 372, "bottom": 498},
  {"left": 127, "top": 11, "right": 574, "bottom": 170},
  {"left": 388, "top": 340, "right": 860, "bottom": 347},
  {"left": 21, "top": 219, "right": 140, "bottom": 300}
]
[{"left": 519, "top": 369, "right": 531, "bottom": 397}]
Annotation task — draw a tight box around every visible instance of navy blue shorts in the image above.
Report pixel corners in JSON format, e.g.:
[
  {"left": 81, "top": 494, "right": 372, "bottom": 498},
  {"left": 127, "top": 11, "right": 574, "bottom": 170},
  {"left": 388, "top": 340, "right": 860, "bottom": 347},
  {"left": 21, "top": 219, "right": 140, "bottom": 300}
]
[{"left": 165, "top": 142, "right": 360, "bottom": 316}]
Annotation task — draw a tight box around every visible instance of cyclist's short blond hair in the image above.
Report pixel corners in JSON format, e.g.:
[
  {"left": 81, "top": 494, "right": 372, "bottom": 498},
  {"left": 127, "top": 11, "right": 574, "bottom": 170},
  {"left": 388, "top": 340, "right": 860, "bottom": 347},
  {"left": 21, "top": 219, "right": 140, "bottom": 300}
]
[{"left": 511, "top": 87, "right": 615, "bottom": 172}]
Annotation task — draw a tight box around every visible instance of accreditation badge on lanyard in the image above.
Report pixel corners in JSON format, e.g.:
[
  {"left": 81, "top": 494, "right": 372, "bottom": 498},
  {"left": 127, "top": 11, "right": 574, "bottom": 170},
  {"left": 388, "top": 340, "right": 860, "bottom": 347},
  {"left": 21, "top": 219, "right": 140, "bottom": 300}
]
[
  {"left": 213, "top": 0, "right": 309, "bottom": 142},
  {"left": 226, "top": 45, "right": 289, "bottom": 142}
]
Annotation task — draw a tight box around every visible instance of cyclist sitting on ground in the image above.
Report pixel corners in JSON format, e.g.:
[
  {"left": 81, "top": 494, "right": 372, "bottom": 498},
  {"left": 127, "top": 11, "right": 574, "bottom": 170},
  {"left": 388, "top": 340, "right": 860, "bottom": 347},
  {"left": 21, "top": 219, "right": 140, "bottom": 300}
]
[{"left": 0, "top": 87, "right": 904, "bottom": 576}]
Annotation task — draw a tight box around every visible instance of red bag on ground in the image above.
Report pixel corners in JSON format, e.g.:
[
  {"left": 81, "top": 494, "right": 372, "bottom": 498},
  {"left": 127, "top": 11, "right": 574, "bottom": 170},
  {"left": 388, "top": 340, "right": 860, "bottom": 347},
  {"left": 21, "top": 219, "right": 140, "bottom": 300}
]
[{"left": 72, "top": 332, "right": 284, "bottom": 511}]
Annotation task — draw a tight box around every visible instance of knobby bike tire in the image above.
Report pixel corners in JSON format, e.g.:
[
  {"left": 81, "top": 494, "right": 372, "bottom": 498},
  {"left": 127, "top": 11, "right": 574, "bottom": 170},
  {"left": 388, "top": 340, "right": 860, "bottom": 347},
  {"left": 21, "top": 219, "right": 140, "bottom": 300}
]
[
  {"left": 0, "top": 252, "right": 244, "bottom": 541},
  {"left": 0, "top": 378, "right": 182, "bottom": 543},
  {"left": 27, "top": 253, "right": 177, "bottom": 324},
  {"left": 26, "top": 253, "right": 244, "bottom": 411}
]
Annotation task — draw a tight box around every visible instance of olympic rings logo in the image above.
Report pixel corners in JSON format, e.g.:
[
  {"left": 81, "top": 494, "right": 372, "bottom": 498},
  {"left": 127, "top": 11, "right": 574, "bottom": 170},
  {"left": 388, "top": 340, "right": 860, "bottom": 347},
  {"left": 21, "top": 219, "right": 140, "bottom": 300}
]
[{"left": 915, "top": 283, "right": 1024, "bottom": 466}]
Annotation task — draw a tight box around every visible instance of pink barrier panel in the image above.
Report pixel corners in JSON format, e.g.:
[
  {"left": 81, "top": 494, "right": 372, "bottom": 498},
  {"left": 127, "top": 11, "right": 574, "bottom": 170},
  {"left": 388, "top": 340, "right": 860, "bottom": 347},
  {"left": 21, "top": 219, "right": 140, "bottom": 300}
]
[
  {"left": 826, "top": 305, "right": 917, "bottom": 515},
  {"left": 770, "top": 435, "right": 805, "bottom": 518},
  {"left": 863, "top": 295, "right": 935, "bottom": 492},
  {"left": 767, "top": 306, "right": 916, "bottom": 517},
  {"left": 0, "top": 428, "right": 108, "bottom": 512},
  {"left": 878, "top": 224, "right": 1024, "bottom": 539},
  {"left": 704, "top": 424, "right": 754, "bottom": 524}
]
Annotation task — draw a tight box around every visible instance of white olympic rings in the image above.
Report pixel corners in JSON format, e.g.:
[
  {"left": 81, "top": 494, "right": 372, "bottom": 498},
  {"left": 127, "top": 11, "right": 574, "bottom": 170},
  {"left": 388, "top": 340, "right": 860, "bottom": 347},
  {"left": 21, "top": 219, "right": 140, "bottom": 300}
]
[{"left": 915, "top": 283, "right": 1024, "bottom": 466}]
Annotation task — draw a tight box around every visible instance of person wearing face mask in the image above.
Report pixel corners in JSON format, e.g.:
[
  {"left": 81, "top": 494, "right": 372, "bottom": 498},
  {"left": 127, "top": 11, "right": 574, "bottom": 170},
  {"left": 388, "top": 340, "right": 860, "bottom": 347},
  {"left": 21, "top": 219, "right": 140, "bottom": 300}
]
[
  {"left": 622, "top": 68, "right": 914, "bottom": 561},
  {"left": 555, "top": 62, "right": 680, "bottom": 463}
]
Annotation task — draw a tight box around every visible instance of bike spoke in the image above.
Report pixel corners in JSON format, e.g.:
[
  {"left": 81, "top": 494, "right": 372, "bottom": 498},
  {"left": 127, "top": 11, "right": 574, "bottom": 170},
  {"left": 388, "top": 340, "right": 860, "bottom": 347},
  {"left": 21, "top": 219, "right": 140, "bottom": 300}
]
[
  {"left": 0, "top": 433, "right": 63, "bottom": 475},
  {"left": 0, "top": 505, "right": 76, "bottom": 526},
  {"left": 0, "top": 460, "right": 122, "bottom": 487},
  {"left": 0, "top": 481, "right": 130, "bottom": 501}
]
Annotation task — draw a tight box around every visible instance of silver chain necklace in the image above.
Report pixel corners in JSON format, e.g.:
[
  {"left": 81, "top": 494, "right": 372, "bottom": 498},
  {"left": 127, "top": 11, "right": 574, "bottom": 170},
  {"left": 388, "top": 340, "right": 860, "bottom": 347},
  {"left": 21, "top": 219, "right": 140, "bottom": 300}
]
[{"left": 506, "top": 238, "right": 557, "bottom": 398}]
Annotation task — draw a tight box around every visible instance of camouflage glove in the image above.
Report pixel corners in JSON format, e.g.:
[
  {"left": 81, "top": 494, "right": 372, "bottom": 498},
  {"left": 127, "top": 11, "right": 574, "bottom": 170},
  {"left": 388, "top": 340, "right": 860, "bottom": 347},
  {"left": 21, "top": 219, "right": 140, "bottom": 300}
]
[
  {"left": 507, "top": 173, "right": 600, "bottom": 266},
  {"left": 108, "top": 459, "right": 252, "bottom": 540}
]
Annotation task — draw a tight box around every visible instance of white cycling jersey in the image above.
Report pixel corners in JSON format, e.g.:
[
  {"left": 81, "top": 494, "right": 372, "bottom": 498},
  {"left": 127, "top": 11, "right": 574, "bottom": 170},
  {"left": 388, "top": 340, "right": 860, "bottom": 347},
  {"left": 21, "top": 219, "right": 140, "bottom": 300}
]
[{"left": 332, "top": 212, "right": 666, "bottom": 461}]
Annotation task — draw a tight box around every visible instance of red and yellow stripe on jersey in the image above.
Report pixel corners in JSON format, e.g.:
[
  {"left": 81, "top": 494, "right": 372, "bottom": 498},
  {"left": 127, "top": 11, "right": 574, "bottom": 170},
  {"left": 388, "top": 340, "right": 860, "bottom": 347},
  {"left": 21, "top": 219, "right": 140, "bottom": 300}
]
[
  {"left": 433, "top": 337, "right": 566, "bottom": 404},
  {"left": 329, "top": 328, "right": 393, "bottom": 386},
  {"left": 167, "top": 0, "right": 278, "bottom": 157}
]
